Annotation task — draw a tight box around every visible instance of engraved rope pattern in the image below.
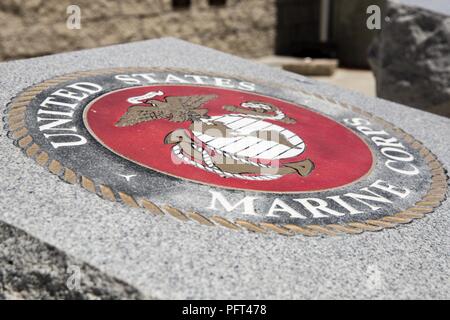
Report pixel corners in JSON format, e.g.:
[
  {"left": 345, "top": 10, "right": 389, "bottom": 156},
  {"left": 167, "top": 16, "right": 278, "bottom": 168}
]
[{"left": 179, "top": 101, "right": 289, "bottom": 180}]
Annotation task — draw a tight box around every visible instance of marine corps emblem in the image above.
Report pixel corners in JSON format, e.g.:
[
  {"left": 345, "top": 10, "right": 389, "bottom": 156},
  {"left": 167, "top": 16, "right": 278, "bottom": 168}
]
[
  {"left": 5, "top": 68, "right": 447, "bottom": 236},
  {"left": 84, "top": 84, "right": 373, "bottom": 192},
  {"left": 115, "top": 91, "right": 314, "bottom": 181}
]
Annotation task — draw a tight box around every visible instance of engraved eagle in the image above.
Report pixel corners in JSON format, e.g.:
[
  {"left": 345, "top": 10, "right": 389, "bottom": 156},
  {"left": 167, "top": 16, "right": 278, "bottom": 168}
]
[{"left": 115, "top": 91, "right": 314, "bottom": 180}]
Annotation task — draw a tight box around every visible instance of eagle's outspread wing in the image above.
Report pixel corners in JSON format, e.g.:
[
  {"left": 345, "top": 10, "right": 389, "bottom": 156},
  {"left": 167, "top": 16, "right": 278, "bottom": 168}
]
[
  {"left": 115, "top": 106, "right": 163, "bottom": 127},
  {"left": 154, "top": 94, "right": 217, "bottom": 122},
  {"left": 163, "top": 95, "right": 217, "bottom": 112},
  {"left": 115, "top": 94, "right": 217, "bottom": 126}
]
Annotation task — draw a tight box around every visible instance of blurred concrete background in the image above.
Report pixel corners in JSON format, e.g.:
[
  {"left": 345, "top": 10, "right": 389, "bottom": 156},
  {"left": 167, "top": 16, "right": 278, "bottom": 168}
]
[
  {"left": 0, "top": 0, "right": 382, "bottom": 65},
  {"left": 0, "top": 0, "right": 277, "bottom": 61},
  {"left": 0, "top": 0, "right": 448, "bottom": 116}
]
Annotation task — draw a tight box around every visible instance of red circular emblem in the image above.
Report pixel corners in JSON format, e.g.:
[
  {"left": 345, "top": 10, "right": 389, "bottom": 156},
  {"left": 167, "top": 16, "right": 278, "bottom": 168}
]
[{"left": 84, "top": 85, "right": 373, "bottom": 192}]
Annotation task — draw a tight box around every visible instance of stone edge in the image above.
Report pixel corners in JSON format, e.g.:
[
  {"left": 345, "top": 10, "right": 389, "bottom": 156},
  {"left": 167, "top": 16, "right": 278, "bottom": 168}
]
[{"left": 0, "top": 220, "right": 146, "bottom": 299}]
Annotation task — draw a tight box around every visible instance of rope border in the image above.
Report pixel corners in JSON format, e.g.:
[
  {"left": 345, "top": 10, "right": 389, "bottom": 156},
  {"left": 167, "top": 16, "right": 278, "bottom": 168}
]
[{"left": 3, "top": 67, "right": 448, "bottom": 237}]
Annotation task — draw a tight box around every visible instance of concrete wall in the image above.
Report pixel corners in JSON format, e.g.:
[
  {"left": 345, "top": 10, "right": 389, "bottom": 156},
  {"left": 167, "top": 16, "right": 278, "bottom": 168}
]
[
  {"left": 331, "top": 0, "right": 385, "bottom": 68},
  {"left": 0, "top": 0, "right": 276, "bottom": 61}
]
